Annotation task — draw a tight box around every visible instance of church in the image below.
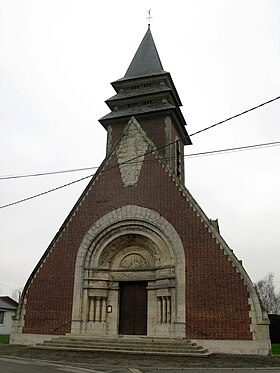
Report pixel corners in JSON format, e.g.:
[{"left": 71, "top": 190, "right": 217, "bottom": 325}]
[{"left": 11, "top": 27, "right": 270, "bottom": 355}]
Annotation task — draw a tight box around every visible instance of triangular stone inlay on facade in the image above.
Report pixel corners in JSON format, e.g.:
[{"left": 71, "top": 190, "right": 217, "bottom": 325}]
[{"left": 116, "top": 117, "right": 149, "bottom": 187}]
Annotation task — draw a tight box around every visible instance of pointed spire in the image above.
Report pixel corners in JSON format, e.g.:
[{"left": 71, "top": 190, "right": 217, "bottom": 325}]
[{"left": 124, "top": 27, "right": 165, "bottom": 79}]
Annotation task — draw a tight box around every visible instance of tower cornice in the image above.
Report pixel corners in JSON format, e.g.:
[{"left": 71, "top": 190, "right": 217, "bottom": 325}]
[{"left": 99, "top": 27, "right": 192, "bottom": 146}]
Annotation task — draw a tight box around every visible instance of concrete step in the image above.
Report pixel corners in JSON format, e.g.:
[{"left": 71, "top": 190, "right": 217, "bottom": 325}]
[
  {"left": 38, "top": 342, "right": 207, "bottom": 353},
  {"left": 36, "top": 337, "right": 212, "bottom": 357},
  {"left": 42, "top": 338, "right": 199, "bottom": 348}
]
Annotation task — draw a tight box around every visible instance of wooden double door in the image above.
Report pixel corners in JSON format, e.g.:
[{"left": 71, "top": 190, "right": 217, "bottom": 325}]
[{"left": 119, "top": 281, "right": 147, "bottom": 335}]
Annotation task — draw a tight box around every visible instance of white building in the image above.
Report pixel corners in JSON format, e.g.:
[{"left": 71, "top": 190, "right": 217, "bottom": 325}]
[{"left": 0, "top": 296, "right": 18, "bottom": 335}]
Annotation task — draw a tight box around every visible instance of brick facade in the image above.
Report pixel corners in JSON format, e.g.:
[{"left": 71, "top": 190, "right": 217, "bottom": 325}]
[
  {"left": 12, "top": 27, "right": 270, "bottom": 354},
  {"left": 22, "top": 117, "right": 251, "bottom": 339}
]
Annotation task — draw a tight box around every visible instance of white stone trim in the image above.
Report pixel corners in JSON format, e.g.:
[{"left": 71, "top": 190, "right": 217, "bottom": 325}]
[
  {"left": 10, "top": 333, "right": 53, "bottom": 346},
  {"left": 116, "top": 118, "right": 149, "bottom": 187},
  {"left": 71, "top": 205, "right": 186, "bottom": 338},
  {"left": 194, "top": 339, "right": 271, "bottom": 356},
  {"left": 180, "top": 184, "right": 270, "bottom": 340}
]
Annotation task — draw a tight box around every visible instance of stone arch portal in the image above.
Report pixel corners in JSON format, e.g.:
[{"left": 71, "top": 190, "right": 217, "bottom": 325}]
[{"left": 71, "top": 206, "right": 186, "bottom": 338}]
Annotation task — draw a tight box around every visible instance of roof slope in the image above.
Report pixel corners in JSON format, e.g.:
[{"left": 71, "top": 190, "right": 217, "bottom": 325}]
[
  {"left": 0, "top": 296, "right": 18, "bottom": 310},
  {"left": 123, "top": 26, "right": 166, "bottom": 79},
  {"left": 17, "top": 116, "right": 267, "bottom": 338}
]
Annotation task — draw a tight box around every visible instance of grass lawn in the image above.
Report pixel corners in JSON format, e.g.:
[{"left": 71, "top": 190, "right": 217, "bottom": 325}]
[
  {"left": 0, "top": 335, "right": 10, "bottom": 344},
  {"left": 272, "top": 344, "right": 280, "bottom": 355}
]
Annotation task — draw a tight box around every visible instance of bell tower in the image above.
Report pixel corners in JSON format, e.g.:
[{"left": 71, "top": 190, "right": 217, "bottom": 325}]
[
  {"left": 11, "top": 25, "right": 270, "bottom": 356},
  {"left": 99, "top": 26, "right": 192, "bottom": 183}
]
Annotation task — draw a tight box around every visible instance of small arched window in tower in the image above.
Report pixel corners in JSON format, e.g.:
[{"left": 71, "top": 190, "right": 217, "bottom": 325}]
[{"left": 176, "top": 140, "right": 182, "bottom": 179}]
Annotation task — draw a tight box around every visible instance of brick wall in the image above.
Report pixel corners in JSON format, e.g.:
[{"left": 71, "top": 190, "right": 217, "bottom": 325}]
[{"left": 23, "top": 125, "right": 251, "bottom": 340}]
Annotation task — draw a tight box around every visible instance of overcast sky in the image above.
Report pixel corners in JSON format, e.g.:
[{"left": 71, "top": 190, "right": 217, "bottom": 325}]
[{"left": 0, "top": 0, "right": 280, "bottom": 298}]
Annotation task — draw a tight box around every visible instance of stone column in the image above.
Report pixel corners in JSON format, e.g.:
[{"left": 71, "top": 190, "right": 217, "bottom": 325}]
[
  {"left": 157, "top": 297, "right": 162, "bottom": 323},
  {"left": 101, "top": 297, "right": 106, "bottom": 322},
  {"left": 96, "top": 297, "right": 101, "bottom": 322},
  {"left": 162, "top": 297, "right": 167, "bottom": 323},
  {"left": 167, "top": 296, "right": 171, "bottom": 323},
  {"left": 90, "top": 297, "right": 95, "bottom": 321}
]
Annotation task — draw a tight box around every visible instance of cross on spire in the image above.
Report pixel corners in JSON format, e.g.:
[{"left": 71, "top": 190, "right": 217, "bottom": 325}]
[{"left": 146, "top": 9, "right": 153, "bottom": 27}]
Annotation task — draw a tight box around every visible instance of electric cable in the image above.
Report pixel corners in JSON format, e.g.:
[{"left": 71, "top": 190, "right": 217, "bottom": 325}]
[
  {"left": 1, "top": 94, "right": 280, "bottom": 182},
  {"left": 1, "top": 140, "right": 279, "bottom": 210},
  {"left": 189, "top": 95, "right": 280, "bottom": 137},
  {"left": 1, "top": 95, "right": 280, "bottom": 209},
  {"left": 186, "top": 140, "right": 280, "bottom": 158},
  {"left": 0, "top": 166, "right": 100, "bottom": 181},
  {"left": 0, "top": 174, "right": 94, "bottom": 210},
  {"left": 1, "top": 140, "right": 280, "bottom": 181}
]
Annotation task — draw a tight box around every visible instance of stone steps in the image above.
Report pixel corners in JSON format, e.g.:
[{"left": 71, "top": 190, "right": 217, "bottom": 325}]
[{"left": 36, "top": 336, "right": 212, "bottom": 357}]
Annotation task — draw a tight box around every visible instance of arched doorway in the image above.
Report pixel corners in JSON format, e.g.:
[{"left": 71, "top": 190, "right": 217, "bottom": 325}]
[{"left": 71, "top": 206, "right": 186, "bottom": 338}]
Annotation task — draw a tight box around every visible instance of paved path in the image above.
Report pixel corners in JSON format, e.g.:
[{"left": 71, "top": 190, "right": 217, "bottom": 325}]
[
  {"left": 1, "top": 357, "right": 121, "bottom": 373},
  {"left": 1, "top": 357, "right": 280, "bottom": 373},
  {"left": 1, "top": 345, "right": 280, "bottom": 372}
]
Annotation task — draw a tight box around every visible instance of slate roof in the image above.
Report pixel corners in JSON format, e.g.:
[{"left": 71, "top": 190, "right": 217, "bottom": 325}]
[
  {"left": 122, "top": 26, "right": 166, "bottom": 80},
  {"left": 99, "top": 27, "right": 192, "bottom": 145},
  {"left": 106, "top": 84, "right": 172, "bottom": 103},
  {"left": 100, "top": 101, "right": 176, "bottom": 121}
]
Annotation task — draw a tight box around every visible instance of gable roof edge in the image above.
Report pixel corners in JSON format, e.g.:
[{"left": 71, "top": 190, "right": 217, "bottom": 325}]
[
  {"left": 180, "top": 183, "right": 268, "bottom": 325},
  {"left": 16, "top": 132, "right": 134, "bottom": 318},
  {"left": 141, "top": 138, "right": 268, "bottom": 325},
  {"left": 17, "top": 116, "right": 161, "bottom": 317}
]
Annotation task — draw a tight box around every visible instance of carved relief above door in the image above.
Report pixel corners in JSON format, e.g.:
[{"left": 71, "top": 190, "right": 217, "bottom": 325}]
[{"left": 71, "top": 206, "right": 186, "bottom": 338}]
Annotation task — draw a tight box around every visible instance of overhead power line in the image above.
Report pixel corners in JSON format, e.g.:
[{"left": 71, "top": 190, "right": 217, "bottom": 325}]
[
  {"left": 0, "top": 173, "right": 94, "bottom": 210},
  {"left": 0, "top": 95, "right": 279, "bottom": 209},
  {"left": 0, "top": 166, "right": 99, "bottom": 181},
  {"left": 186, "top": 140, "right": 280, "bottom": 158},
  {"left": 0, "top": 140, "right": 279, "bottom": 210},
  {"left": 189, "top": 95, "right": 280, "bottom": 137},
  {"left": 1, "top": 140, "right": 280, "bottom": 181},
  {"left": 1, "top": 94, "right": 279, "bottom": 182}
]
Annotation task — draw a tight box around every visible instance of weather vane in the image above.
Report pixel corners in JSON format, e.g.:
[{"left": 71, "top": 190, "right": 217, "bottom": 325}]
[{"left": 146, "top": 9, "right": 153, "bottom": 27}]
